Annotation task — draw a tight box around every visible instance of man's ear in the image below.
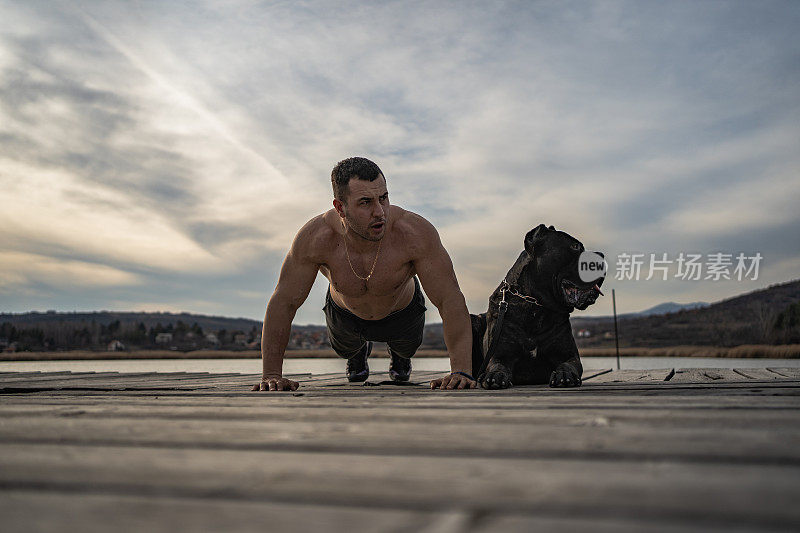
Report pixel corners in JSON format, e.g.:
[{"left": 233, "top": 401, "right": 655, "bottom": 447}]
[
  {"left": 333, "top": 198, "right": 345, "bottom": 218},
  {"left": 524, "top": 224, "right": 550, "bottom": 255}
]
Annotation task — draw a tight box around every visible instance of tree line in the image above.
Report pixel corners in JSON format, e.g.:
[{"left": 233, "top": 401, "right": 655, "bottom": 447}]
[{"left": 0, "top": 319, "right": 261, "bottom": 352}]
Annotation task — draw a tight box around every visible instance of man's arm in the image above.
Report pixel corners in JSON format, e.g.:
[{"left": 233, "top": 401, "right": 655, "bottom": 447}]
[
  {"left": 411, "top": 217, "right": 476, "bottom": 390},
  {"left": 252, "top": 223, "right": 320, "bottom": 392}
]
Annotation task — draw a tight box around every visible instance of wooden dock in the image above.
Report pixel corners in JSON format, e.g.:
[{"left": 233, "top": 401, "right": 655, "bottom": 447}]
[{"left": 1, "top": 367, "right": 799, "bottom": 532}]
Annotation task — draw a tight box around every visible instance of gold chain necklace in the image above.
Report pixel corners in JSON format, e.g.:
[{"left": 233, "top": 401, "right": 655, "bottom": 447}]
[{"left": 342, "top": 223, "right": 382, "bottom": 281}]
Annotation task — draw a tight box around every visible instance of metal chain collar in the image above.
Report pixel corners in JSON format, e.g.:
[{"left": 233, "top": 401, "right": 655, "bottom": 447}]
[{"left": 500, "top": 280, "right": 542, "bottom": 306}]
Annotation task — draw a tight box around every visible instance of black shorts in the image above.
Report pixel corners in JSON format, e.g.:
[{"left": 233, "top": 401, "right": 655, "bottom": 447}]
[{"left": 323, "top": 277, "right": 426, "bottom": 360}]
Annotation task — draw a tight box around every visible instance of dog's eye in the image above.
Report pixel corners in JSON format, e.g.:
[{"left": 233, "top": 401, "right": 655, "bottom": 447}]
[{"left": 571, "top": 243, "right": 581, "bottom": 251}]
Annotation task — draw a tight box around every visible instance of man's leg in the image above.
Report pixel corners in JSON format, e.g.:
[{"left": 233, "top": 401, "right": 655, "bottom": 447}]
[
  {"left": 385, "top": 280, "right": 426, "bottom": 381},
  {"left": 323, "top": 289, "right": 371, "bottom": 382}
]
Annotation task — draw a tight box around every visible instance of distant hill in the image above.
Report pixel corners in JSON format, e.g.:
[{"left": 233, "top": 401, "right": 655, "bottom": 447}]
[
  {"left": 0, "top": 310, "right": 444, "bottom": 351},
  {"left": 0, "top": 310, "right": 262, "bottom": 333},
  {"left": 632, "top": 301, "right": 708, "bottom": 317},
  {"left": 3, "top": 279, "right": 798, "bottom": 350},
  {"left": 572, "top": 279, "right": 800, "bottom": 347}
]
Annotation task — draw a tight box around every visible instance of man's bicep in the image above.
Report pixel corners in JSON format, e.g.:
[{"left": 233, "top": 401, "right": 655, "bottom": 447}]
[
  {"left": 415, "top": 239, "right": 461, "bottom": 309},
  {"left": 272, "top": 248, "right": 320, "bottom": 310}
]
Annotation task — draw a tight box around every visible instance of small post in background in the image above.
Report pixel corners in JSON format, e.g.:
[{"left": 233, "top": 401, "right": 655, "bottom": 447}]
[{"left": 612, "top": 288, "right": 620, "bottom": 370}]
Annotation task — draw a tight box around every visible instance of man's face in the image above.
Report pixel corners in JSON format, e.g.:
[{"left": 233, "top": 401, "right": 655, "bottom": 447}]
[{"left": 335, "top": 175, "right": 389, "bottom": 242}]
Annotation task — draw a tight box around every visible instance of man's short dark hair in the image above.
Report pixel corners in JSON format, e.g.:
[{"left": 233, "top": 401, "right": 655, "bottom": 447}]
[{"left": 331, "top": 157, "right": 384, "bottom": 202}]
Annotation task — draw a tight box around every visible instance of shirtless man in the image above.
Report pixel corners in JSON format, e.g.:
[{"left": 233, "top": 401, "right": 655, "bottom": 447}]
[{"left": 253, "top": 157, "right": 477, "bottom": 392}]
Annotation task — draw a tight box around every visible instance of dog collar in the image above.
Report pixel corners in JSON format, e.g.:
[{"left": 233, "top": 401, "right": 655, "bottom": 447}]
[{"left": 500, "top": 280, "right": 542, "bottom": 307}]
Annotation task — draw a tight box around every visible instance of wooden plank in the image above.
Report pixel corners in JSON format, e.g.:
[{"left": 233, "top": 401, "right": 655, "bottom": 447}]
[
  {"left": 0, "top": 371, "right": 447, "bottom": 391},
  {"left": 2, "top": 370, "right": 798, "bottom": 393},
  {"left": 0, "top": 444, "right": 798, "bottom": 529},
  {"left": 0, "top": 372, "right": 269, "bottom": 391},
  {"left": 669, "top": 369, "right": 755, "bottom": 383},
  {"left": 5, "top": 375, "right": 800, "bottom": 403},
  {"left": 0, "top": 371, "right": 101, "bottom": 382},
  {"left": 767, "top": 368, "right": 800, "bottom": 379},
  {"left": 7, "top": 382, "right": 800, "bottom": 399},
  {"left": 1, "top": 403, "right": 798, "bottom": 430},
  {"left": 768, "top": 367, "right": 800, "bottom": 378},
  {"left": 2, "top": 398, "right": 799, "bottom": 420},
  {"left": 24, "top": 385, "right": 800, "bottom": 401},
  {"left": 587, "top": 369, "right": 674, "bottom": 383},
  {"left": 0, "top": 491, "right": 441, "bottom": 533},
  {"left": 4, "top": 389, "right": 799, "bottom": 407},
  {"left": 0, "top": 371, "right": 74, "bottom": 375},
  {"left": 0, "top": 372, "right": 223, "bottom": 384},
  {"left": 0, "top": 490, "right": 750, "bottom": 533},
  {"left": 0, "top": 372, "right": 203, "bottom": 386},
  {"left": 1, "top": 415, "right": 798, "bottom": 464},
  {"left": 582, "top": 368, "right": 613, "bottom": 381},
  {"left": 734, "top": 368, "right": 793, "bottom": 380}
]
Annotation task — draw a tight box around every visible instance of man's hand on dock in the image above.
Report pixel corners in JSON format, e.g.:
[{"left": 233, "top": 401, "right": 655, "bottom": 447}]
[
  {"left": 252, "top": 377, "right": 300, "bottom": 391},
  {"left": 430, "top": 373, "right": 477, "bottom": 390}
]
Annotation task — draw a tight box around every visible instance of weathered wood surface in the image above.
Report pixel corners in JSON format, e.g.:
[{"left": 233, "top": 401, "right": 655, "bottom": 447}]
[{"left": 1, "top": 368, "right": 799, "bottom": 532}]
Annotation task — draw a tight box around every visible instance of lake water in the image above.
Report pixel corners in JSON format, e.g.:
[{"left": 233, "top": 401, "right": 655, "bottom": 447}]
[{"left": 1, "top": 357, "right": 798, "bottom": 374}]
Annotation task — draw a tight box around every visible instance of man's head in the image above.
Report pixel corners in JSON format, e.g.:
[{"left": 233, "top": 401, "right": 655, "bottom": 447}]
[
  {"left": 331, "top": 157, "right": 384, "bottom": 202},
  {"left": 332, "top": 157, "right": 389, "bottom": 242}
]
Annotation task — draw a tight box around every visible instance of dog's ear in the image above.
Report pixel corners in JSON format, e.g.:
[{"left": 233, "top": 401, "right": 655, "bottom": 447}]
[{"left": 524, "top": 224, "right": 550, "bottom": 255}]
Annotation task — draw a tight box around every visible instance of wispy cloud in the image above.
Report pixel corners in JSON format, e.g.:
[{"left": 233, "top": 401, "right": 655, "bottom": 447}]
[{"left": 1, "top": 0, "right": 798, "bottom": 321}]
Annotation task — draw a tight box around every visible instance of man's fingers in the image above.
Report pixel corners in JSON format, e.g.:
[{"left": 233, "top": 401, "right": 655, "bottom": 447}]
[
  {"left": 273, "top": 379, "right": 298, "bottom": 391},
  {"left": 430, "top": 375, "right": 477, "bottom": 390},
  {"left": 254, "top": 379, "right": 299, "bottom": 392}
]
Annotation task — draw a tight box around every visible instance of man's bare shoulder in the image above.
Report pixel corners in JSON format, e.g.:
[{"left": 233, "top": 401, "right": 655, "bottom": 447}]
[
  {"left": 392, "top": 207, "right": 440, "bottom": 256},
  {"left": 293, "top": 210, "right": 339, "bottom": 261}
]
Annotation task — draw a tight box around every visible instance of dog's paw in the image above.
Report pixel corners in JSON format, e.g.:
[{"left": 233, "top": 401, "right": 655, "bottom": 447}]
[
  {"left": 480, "top": 369, "right": 513, "bottom": 390},
  {"left": 549, "top": 366, "right": 582, "bottom": 388}
]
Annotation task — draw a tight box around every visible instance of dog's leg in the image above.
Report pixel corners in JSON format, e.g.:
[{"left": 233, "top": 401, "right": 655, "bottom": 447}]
[
  {"left": 480, "top": 336, "right": 523, "bottom": 390},
  {"left": 538, "top": 323, "right": 583, "bottom": 388}
]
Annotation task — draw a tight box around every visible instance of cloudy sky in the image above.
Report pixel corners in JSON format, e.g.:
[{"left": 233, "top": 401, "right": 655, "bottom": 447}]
[{"left": 1, "top": 0, "right": 798, "bottom": 324}]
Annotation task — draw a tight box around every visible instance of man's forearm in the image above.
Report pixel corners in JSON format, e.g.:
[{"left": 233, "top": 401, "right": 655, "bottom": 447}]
[
  {"left": 439, "top": 296, "right": 473, "bottom": 374},
  {"left": 260, "top": 298, "right": 297, "bottom": 379}
]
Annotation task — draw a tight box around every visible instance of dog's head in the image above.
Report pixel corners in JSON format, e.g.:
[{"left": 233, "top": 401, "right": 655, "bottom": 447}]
[{"left": 521, "top": 224, "right": 605, "bottom": 311}]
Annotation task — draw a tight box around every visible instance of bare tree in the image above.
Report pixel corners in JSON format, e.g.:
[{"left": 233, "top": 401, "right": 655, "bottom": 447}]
[{"left": 750, "top": 302, "right": 776, "bottom": 344}]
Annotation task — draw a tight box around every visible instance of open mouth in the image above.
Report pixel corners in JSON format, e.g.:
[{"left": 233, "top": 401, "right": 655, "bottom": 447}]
[
  {"left": 370, "top": 221, "right": 385, "bottom": 231},
  {"left": 561, "top": 279, "right": 603, "bottom": 310}
]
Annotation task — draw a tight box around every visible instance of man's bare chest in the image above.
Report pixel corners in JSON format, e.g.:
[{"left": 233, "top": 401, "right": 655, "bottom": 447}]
[{"left": 321, "top": 246, "right": 415, "bottom": 298}]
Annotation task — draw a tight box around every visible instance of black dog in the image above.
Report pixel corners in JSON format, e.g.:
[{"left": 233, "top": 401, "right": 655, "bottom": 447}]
[{"left": 471, "top": 224, "right": 605, "bottom": 389}]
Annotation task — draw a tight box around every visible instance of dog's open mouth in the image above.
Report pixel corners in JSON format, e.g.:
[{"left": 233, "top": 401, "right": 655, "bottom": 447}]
[{"left": 561, "top": 279, "right": 603, "bottom": 310}]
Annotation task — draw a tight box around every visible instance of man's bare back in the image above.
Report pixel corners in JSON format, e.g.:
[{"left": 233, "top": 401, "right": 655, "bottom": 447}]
[{"left": 254, "top": 157, "right": 476, "bottom": 391}]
